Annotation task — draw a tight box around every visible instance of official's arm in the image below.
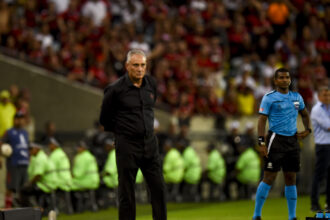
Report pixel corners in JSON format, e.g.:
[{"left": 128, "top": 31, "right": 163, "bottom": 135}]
[
  {"left": 297, "top": 108, "right": 311, "bottom": 138},
  {"left": 258, "top": 114, "right": 268, "bottom": 157}
]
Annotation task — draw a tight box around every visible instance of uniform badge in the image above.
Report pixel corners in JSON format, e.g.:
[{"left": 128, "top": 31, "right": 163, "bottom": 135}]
[
  {"left": 293, "top": 101, "right": 299, "bottom": 110},
  {"left": 267, "top": 162, "right": 273, "bottom": 169}
]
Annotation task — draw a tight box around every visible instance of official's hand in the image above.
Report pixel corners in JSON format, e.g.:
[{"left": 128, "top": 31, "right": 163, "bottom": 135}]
[
  {"left": 259, "top": 144, "right": 268, "bottom": 158},
  {"left": 297, "top": 130, "right": 310, "bottom": 139}
]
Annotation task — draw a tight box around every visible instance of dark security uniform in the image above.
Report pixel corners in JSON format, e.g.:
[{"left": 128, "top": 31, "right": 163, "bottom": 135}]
[{"left": 100, "top": 74, "right": 167, "bottom": 220}]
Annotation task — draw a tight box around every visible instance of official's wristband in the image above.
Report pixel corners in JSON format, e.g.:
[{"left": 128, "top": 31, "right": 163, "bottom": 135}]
[{"left": 258, "top": 136, "right": 265, "bottom": 146}]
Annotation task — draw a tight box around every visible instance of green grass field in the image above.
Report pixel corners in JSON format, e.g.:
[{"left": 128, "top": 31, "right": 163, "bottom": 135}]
[{"left": 45, "top": 196, "right": 324, "bottom": 220}]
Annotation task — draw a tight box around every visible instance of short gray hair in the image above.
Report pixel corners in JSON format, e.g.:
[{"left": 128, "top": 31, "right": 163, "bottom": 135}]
[{"left": 126, "top": 49, "right": 146, "bottom": 63}]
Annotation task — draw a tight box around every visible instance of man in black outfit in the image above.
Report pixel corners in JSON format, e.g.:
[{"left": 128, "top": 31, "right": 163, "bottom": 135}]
[{"left": 99, "top": 49, "right": 167, "bottom": 220}]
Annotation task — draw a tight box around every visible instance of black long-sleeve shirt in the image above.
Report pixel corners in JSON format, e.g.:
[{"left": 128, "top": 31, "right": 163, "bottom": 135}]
[{"left": 99, "top": 74, "right": 157, "bottom": 138}]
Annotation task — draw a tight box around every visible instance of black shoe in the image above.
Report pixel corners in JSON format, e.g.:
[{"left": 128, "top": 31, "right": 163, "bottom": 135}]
[
  {"left": 252, "top": 217, "right": 261, "bottom": 220},
  {"left": 311, "top": 204, "right": 322, "bottom": 212}
]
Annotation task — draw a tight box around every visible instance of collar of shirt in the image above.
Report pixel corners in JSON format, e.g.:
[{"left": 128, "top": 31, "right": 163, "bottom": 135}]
[
  {"left": 320, "top": 102, "right": 330, "bottom": 116},
  {"left": 124, "top": 73, "right": 146, "bottom": 88}
]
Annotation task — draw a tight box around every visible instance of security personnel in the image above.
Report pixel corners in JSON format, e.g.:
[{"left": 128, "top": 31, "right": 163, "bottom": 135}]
[
  {"left": 100, "top": 49, "right": 167, "bottom": 220},
  {"left": 103, "top": 139, "right": 118, "bottom": 189},
  {"left": 163, "top": 140, "right": 184, "bottom": 202},
  {"left": 235, "top": 143, "right": 261, "bottom": 199},
  {"left": 0, "top": 90, "right": 16, "bottom": 136},
  {"left": 206, "top": 143, "right": 226, "bottom": 201},
  {"left": 71, "top": 141, "right": 99, "bottom": 191},
  {"left": 48, "top": 138, "right": 73, "bottom": 213},
  {"left": 27, "top": 143, "right": 57, "bottom": 193},
  {"left": 180, "top": 143, "right": 202, "bottom": 201},
  {"left": 236, "top": 147, "right": 260, "bottom": 185},
  {"left": 20, "top": 143, "right": 57, "bottom": 208},
  {"left": 48, "top": 138, "right": 72, "bottom": 191}
]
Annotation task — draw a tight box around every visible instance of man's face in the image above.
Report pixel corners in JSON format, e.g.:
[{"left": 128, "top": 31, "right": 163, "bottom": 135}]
[
  {"left": 318, "top": 89, "right": 330, "bottom": 104},
  {"left": 274, "top": 72, "right": 291, "bottom": 90},
  {"left": 30, "top": 147, "right": 39, "bottom": 156},
  {"left": 126, "top": 54, "right": 146, "bottom": 81},
  {"left": 14, "top": 117, "right": 25, "bottom": 128}
]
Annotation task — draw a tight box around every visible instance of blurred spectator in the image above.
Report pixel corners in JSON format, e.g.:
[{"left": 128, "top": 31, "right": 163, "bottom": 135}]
[
  {"left": 39, "top": 120, "right": 61, "bottom": 145},
  {"left": 204, "top": 143, "right": 226, "bottom": 201},
  {"left": 17, "top": 98, "right": 35, "bottom": 142},
  {"left": 49, "top": 0, "right": 69, "bottom": 14},
  {"left": 298, "top": 65, "right": 314, "bottom": 110},
  {"left": 235, "top": 139, "right": 261, "bottom": 199},
  {"left": 241, "top": 121, "right": 257, "bottom": 148},
  {"left": 87, "top": 121, "right": 112, "bottom": 170},
  {"left": 81, "top": 0, "right": 108, "bottom": 27},
  {"left": 47, "top": 138, "right": 72, "bottom": 192},
  {"left": 8, "top": 85, "right": 19, "bottom": 105},
  {"left": 86, "top": 58, "right": 108, "bottom": 88},
  {"left": 102, "top": 138, "right": 118, "bottom": 189},
  {"left": 223, "top": 120, "right": 242, "bottom": 199},
  {"left": 1, "top": 112, "right": 29, "bottom": 206},
  {"left": 0, "top": 90, "right": 16, "bottom": 137},
  {"left": 0, "top": 0, "right": 10, "bottom": 45},
  {"left": 71, "top": 141, "right": 100, "bottom": 196},
  {"left": 129, "top": 33, "right": 150, "bottom": 55},
  {"left": 67, "top": 59, "right": 86, "bottom": 82},
  {"left": 237, "top": 86, "right": 256, "bottom": 116},
  {"left": 99, "top": 138, "right": 118, "bottom": 208},
  {"left": 267, "top": 0, "right": 290, "bottom": 44},
  {"left": 179, "top": 142, "right": 202, "bottom": 202},
  {"left": 163, "top": 140, "right": 184, "bottom": 202},
  {"left": 20, "top": 143, "right": 57, "bottom": 208},
  {"left": 35, "top": 23, "right": 54, "bottom": 51}
]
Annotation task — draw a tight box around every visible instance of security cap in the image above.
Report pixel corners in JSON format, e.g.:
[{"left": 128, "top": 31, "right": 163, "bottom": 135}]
[{"left": 0, "top": 90, "right": 10, "bottom": 99}]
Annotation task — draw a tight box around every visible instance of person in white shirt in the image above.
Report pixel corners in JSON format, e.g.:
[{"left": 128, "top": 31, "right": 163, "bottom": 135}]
[
  {"left": 310, "top": 86, "right": 330, "bottom": 212},
  {"left": 82, "top": 0, "right": 108, "bottom": 27}
]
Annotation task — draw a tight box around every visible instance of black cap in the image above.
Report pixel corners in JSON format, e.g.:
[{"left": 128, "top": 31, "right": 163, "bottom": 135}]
[
  {"left": 14, "top": 111, "right": 25, "bottom": 118},
  {"left": 47, "top": 137, "right": 60, "bottom": 147},
  {"left": 29, "top": 142, "right": 43, "bottom": 149},
  {"left": 104, "top": 138, "right": 114, "bottom": 146},
  {"left": 77, "top": 140, "right": 88, "bottom": 149}
]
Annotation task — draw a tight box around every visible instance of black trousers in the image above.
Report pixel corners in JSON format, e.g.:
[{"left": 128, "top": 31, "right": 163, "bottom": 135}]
[
  {"left": 311, "top": 144, "right": 330, "bottom": 206},
  {"left": 115, "top": 134, "right": 167, "bottom": 220}
]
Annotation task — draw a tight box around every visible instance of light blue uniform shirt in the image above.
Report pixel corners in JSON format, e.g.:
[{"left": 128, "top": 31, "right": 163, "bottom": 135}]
[
  {"left": 311, "top": 101, "right": 330, "bottom": 144},
  {"left": 259, "top": 90, "right": 305, "bottom": 136}
]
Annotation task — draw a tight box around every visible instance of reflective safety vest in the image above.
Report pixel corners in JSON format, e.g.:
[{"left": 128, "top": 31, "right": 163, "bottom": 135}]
[
  {"left": 49, "top": 147, "right": 72, "bottom": 191},
  {"left": 72, "top": 150, "right": 100, "bottom": 190},
  {"left": 28, "top": 150, "right": 57, "bottom": 193}
]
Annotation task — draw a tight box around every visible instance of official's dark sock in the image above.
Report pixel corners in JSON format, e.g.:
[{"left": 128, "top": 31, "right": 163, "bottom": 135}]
[
  {"left": 285, "top": 185, "right": 297, "bottom": 220},
  {"left": 253, "top": 182, "right": 271, "bottom": 218}
]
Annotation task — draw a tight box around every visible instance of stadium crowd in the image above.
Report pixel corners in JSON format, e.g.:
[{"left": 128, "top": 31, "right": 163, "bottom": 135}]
[{"left": 0, "top": 0, "right": 329, "bottom": 121}]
